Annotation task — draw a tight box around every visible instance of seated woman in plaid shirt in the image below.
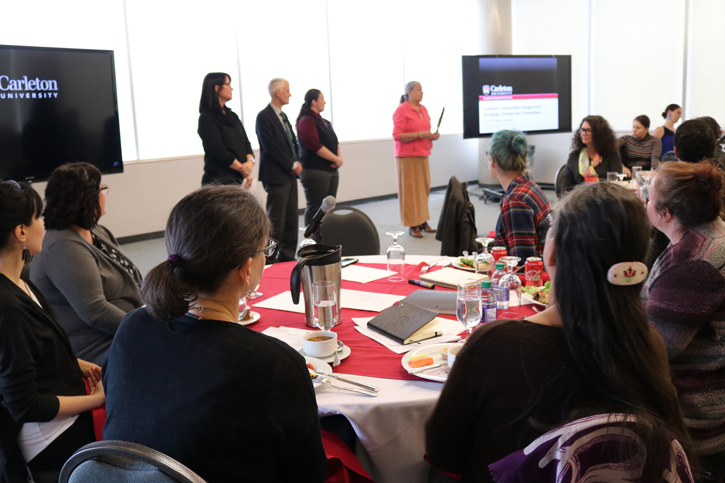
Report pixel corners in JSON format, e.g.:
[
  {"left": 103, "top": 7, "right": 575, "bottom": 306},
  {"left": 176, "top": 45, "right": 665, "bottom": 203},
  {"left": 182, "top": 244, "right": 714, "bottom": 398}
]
[{"left": 490, "top": 130, "right": 551, "bottom": 264}]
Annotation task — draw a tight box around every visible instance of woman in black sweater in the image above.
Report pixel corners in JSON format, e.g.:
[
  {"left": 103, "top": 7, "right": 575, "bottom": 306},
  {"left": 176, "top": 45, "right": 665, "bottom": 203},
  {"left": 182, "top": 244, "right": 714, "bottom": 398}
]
[
  {"left": 561, "top": 115, "right": 622, "bottom": 193},
  {"left": 0, "top": 181, "right": 104, "bottom": 483},
  {"left": 296, "top": 89, "right": 343, "bottom": 230},
  {"left": 197, "top": 72, "right": 255, "bottom": 187}
]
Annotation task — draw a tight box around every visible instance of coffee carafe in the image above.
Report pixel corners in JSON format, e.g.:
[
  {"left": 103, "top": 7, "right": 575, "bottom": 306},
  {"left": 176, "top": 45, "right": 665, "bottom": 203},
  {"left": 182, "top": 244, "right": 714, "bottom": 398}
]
[{"left": 290, "top": 244, "right": 342, "bottom": 328}]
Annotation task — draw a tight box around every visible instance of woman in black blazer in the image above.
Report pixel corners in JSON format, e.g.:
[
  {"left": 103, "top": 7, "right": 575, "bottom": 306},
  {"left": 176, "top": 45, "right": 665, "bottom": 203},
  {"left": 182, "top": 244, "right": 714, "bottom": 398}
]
[
  {"left": 561, "top": 115, "right": 622, "bottom": 194},
  {"left": 197, "top": 72, "right": 255, "bottom": 187},
  {"left": 0, "top": 181, "right": 104, "bottom": 482}
]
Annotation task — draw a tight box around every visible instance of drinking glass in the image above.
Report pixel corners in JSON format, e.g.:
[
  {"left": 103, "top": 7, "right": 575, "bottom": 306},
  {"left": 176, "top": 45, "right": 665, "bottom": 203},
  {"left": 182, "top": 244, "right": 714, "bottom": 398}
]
[
  {"left": 313, "top": 281, "right": 338, "bottom": 331},
  {"left": 499, "top": 256, "right": 521, "bottom": 318},
  {"left": 238, "top": 296, "right": 250, "bottom": 322},
  {"left": 474, "top": 237, "right": 494, "bottom": 277},
  {"left": 456, "top": 279, "right": 482, "bottom": 340},
  {"left": 385, "top": 231, "right": 406, "bottom": 282},
  {"left": 607, "top": 172, "right": 618, "bottom": 182},
  {"left": 616, "top": 173, "right": 626, "bottom": 184}
]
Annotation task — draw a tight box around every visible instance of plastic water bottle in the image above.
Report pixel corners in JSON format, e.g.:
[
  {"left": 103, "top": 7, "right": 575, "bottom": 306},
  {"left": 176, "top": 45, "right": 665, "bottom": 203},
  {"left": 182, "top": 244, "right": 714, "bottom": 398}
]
[
  {"left": 490, "top": 262, "right": 510, "bottom": 310},
  {"left": 481, "top": 279, "right": 497, "bottom": 323}
]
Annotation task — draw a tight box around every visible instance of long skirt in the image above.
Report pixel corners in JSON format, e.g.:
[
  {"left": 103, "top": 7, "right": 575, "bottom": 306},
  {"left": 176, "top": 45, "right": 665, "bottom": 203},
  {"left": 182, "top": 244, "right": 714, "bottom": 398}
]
[{"left": 395, "top": 156, "right": 430, "bottom": 227}]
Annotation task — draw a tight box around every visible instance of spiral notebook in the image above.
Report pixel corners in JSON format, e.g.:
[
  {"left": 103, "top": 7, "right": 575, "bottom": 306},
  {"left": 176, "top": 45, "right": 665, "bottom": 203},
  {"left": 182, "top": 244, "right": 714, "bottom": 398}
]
[{"left": 419, "top": 267, "right": 486, "bottom": 289}]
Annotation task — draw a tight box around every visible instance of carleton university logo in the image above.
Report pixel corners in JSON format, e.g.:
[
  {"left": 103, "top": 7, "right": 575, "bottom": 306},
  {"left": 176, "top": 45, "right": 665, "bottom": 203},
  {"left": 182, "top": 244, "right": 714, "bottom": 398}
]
[
  {"left": 482, "top": 85, "right": 491, "bottom": 96},
  {"left": 0, "top": 75, "right": 59, "bottom": 99}
]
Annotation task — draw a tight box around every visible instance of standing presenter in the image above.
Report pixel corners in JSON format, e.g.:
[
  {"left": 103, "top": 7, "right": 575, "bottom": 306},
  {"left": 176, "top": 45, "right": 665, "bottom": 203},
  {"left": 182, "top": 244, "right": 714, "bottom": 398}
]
[
  {"left": 392, "top": 81, "right": 440, "bottom": 238},
  {"left": 197, "top": 72, "right": 255, "bottom": 187}
]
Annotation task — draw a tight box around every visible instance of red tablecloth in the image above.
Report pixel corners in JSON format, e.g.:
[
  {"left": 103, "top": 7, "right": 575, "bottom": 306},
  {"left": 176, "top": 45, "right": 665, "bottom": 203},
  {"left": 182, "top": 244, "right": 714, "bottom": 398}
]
[{"left": 249, "top": 262, "right": 537, "bottom": 381}]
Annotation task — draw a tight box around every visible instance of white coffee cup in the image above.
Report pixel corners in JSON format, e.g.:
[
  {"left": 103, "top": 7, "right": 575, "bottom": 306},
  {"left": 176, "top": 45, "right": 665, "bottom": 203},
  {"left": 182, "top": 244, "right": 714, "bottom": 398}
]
[
  {"left": 303, "top": 330, "right": 338, "bottom": 358},
  {"left": 447, "top": 345, "right": 463, "bottom": 368}
]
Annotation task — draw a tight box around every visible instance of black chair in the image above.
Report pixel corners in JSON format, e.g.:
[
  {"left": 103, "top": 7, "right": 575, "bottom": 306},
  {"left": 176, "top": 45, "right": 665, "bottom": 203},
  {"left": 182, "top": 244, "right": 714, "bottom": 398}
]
[
  {"left": 554, "top": 164, "right": 567, "bottom": 199},
  {"left": 59, "top": 441, "right": 207, "bottom": 483},
  {"left": 318, "top": 206, "right": 381, "bottom": 256}
]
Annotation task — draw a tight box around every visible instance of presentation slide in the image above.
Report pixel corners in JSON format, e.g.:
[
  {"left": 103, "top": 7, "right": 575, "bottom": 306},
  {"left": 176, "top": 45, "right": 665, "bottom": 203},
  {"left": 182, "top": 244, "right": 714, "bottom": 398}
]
[{"left": 462, "top": 56, "right": 571, "bottom": 138}]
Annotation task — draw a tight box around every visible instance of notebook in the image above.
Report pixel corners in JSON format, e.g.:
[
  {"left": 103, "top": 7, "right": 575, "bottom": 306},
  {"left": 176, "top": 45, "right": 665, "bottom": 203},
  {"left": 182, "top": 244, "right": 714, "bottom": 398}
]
[
  {"left": 420, "top": 267, "right": 486, "bottom": 289},
  {"left": 367, "top": 301, "right": 440, "bottom": 345},
  {"left": 403, "top": 290, "right": 457, "bottom": 315}
]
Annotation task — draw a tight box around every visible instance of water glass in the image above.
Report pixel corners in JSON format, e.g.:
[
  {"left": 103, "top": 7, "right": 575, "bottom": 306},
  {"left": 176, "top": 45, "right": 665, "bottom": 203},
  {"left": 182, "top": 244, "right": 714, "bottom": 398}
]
[
  {"left": 456, "top": 279, "right": 482, "bottom": 339},
  {"left": 385, "top": 231, "right": 406, "bottom": 282},
  {"left": 313, "top": 281, "right": 338, "bottom": 331},
  {"left": 499, "top": 256, "right": 522, "bottom": 318},
  {"left": 607, "top": 172, "right": 618, "bottom": 182},
  {"left": 474, "top": 237, "right": 495, "bottom": 277}
]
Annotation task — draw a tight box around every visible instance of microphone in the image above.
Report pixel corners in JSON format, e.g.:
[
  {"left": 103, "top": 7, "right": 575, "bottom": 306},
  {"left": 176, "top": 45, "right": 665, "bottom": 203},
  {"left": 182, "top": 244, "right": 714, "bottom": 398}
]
[{"left": 304, "top": 196, "right": 336, "bottom": 238}]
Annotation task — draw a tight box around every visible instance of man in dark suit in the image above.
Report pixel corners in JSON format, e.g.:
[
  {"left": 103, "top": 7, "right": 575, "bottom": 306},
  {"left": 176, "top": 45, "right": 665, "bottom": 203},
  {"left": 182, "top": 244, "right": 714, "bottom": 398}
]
[{"left": 256, "top": 78, "right": 303, "bottom": 262}]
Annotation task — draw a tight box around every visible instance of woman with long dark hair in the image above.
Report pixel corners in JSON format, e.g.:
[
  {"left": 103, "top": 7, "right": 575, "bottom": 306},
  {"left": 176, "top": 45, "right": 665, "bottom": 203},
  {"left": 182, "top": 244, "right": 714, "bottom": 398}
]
[
  {"left": 654, "top": 103, "right": 682, "bottom": 159},
  {"left": 102, "top": 186, "right": 327, "bottom": 482},
  {"left": 197, "top": 72, "right": 255, "bottom": 187},
  {"left": 618, "top": 114, "right": 662, "bottom": 176},
  {"left": 426, "top": 182, "right": 694, "bottom": 482},
  {"left": 0, "top": 181, "right": 104, "bottom": 483},
  {"left": 644, "top": 161, "right": 725, "bottom": 479},
  {"left": 296, "top": 88, "right": 342, "bottom": 231},
  {"left": 561, "top": 115, "right": 621, "bottom": 193},
  {"left": 30, "top": 163, "right": 143, "bottom": 365}
]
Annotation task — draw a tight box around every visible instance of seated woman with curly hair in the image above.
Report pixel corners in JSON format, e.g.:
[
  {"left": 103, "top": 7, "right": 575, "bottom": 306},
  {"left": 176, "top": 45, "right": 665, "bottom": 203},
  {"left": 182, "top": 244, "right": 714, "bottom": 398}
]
[
  {"left": 30, "top": 163, "right": 143, "bottom": 365},
  {"left": 561, "top": 115, "right": 622, "bottom": 193}
]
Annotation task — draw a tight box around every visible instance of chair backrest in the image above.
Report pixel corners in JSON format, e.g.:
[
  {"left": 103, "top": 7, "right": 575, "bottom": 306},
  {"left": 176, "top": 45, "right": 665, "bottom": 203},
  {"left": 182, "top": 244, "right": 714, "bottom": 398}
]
[
  {"left": 554, "top": 164, "right": 567, "bottom": 199},
  {"left": 59, "top": 441, "right": 207, "bottom": 483},
  {"left": 319, "top": 206, "right": 380, "bottom": 256}
]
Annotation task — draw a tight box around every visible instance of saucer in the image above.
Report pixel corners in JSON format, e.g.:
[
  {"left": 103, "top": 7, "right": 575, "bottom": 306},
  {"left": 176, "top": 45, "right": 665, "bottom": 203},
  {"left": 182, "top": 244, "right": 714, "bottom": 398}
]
[
  {"left": 299, "top": 343, "right": 351, "bottom": 363},
  {"left": 238, "top": 311, "right": 260, "bottom": 326}
]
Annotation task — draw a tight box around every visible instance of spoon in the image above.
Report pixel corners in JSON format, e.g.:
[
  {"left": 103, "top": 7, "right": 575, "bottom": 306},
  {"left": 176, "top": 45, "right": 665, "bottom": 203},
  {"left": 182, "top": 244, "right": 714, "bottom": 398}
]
[{"left": 332, "top": 340, "right": 344, "bottom": 367}]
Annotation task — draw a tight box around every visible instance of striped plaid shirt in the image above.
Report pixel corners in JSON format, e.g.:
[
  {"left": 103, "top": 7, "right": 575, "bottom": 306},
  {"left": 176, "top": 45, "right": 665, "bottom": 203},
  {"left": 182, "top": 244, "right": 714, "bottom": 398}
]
[
  {"left": 494, "top": 173, "right": 551, "bottom": 262},
  {"left": 618, "top": 134, "right": 662, "bottom": 165}
]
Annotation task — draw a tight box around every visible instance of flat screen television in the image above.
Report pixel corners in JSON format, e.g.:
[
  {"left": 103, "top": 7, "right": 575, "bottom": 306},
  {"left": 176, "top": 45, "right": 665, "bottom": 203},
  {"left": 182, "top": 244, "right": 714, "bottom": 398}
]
[
  {"left": 462, "top": 55, "right": 571, "bottom": 139},
  {"left": 0, "top": 44, "right": 122, "bottom": 182}
]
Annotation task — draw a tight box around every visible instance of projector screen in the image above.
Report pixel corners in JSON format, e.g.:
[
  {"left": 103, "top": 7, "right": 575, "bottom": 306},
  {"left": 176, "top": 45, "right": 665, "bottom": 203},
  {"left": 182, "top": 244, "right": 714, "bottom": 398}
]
[
  {"left": 462, "top": 55, "right": 571, "bottom": 138},
  {"left": 0, "top": 44, "right": 123, "bottom": 182}
]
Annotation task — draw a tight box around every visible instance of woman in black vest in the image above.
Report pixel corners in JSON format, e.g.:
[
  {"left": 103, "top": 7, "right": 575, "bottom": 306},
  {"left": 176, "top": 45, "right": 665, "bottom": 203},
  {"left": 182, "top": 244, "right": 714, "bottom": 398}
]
[{"left": 296, "top": 89, "right": 343, "bottom": 230}]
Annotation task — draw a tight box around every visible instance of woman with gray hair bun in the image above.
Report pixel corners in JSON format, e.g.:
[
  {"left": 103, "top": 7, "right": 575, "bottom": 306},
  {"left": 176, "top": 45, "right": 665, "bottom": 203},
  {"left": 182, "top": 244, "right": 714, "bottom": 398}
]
[{"left": 392, "top": 81, "right": 440, "bottom": 238}]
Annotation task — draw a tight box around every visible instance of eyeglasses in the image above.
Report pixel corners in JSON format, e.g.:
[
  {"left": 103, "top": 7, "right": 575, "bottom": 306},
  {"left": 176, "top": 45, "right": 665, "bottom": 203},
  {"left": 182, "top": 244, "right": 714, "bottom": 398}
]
[
  {"left": 100, "top": 184, "right": 110, "bottom": 194},
  {"left": 579, "top": 128, "right": 592, "bottom": 134},
  {"left": 248, "top": 238, "right": 279, "bottom": 259}
]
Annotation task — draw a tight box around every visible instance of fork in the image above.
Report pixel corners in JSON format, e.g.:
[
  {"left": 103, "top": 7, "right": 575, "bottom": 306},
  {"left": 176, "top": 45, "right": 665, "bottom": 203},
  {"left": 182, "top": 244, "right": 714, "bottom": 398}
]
[{"left": 320, "top": 377, "right": 378, "bottom": 397}]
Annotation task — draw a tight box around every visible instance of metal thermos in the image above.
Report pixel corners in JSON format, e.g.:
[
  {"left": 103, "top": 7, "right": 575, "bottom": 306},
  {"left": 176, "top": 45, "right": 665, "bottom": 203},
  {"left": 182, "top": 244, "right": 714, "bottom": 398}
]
[{"left": 290, "top": 244, "right": 342, "bottom": 328}]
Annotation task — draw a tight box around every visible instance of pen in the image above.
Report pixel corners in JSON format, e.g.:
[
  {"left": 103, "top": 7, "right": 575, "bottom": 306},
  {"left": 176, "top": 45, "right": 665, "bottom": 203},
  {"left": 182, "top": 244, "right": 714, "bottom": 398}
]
[{"left": 408, "top": 279, "right": 435, "bottom": 289}]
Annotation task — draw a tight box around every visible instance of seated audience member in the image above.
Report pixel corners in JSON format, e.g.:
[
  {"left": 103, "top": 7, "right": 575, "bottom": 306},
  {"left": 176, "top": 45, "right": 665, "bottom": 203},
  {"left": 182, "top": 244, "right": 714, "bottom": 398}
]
[
  {"left": 561, "top": 115, "right": 622, "bottom": 193},
  {"left": 618, "top": 114, "right": 662, "bottom": 176},
  {"left": 654, "top": 103, "right": 682, "bottom": 159},
  {"left": 0, "top": 181, "right": 104, "bottom": 482},
  {"left": 426, "top": 182, "right": 693, "bottom": 482},
  {"left": 672, "top": 119, "right": 717, "bottom": 164},
  {"left": 696, "top": 116, "right": 725, "bottom": 170},
  {"left": 643, "top": 161, "right": 725, "bottom": 478},
  {"left": 102, "top": 186, "right": 327, "bottom": 482},
  {"left": 30, "top": 163, "right": 143, "bottom": 365},
  {"left": 489, "top": 130, "right": 550, "bottom": 262}
]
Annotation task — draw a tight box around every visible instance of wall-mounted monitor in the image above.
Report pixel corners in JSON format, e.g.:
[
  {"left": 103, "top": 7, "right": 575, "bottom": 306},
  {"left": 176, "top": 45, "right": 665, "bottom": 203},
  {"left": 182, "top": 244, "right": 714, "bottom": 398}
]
[
  {"left": 0, "top": 44, "right": 123, "bottom": 182},
  {"left": 462, "top": 55, "right": 571, "bottom": 139}
]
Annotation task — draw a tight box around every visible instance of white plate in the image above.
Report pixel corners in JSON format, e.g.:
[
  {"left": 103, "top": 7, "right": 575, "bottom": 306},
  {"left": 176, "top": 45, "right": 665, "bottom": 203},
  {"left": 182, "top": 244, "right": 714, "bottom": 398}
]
[
  {"left": 521, "top": 291, "right": 547, "bottom": 308},
  {"left": 237, "top": 311, "right": 261, "bottom": 326},
  {"left": 401, "top": 343, "right": 457, "bottom": 383},
  {"left": 451, "top": 257, "right": 476, "bottom": 272},
  {"left": 299, "top": 343, "right": 351, "bottom": 363},
  {"left": 305, "top": 356, "right": 332, "bottom": 387}
]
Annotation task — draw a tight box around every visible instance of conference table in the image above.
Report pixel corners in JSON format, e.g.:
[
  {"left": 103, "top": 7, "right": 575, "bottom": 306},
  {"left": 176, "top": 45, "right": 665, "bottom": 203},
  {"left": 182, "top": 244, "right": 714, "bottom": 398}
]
[{"left": 247, "top": 255, "right": 539, "bottom": 483}]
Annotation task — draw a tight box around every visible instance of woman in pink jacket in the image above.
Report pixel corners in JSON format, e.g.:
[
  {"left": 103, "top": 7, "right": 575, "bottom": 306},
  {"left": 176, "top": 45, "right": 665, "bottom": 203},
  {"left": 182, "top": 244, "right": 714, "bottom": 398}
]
[{"left": 392, "top": 81, "right": 440, "bottom": 238}]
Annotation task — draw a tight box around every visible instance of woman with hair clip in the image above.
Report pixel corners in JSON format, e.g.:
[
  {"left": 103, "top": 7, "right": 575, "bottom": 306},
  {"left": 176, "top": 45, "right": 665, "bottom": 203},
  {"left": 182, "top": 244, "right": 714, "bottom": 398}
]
[
  {"left": 197, "top": 72, "right": 255, "bottom": 187},
  {"left": 426, "top": 182, "right": 695, "bottom": 482},
  {"left": 618, "top": 114, "right": 662, "bottom": 176},
  {"left": 0, "top": 181, "right": 104, "bottom": 483},
  {"left": 489, "top": 129, "right": 550, "bottom": 262},
  {"left": 644, "top": 161, "right": 725, "bottom": 479},
  {"left": 296, "top": 88, "right": 342, "bottom": 233},
  {"left": 30, "top": 163, "right": 143, "bottom": 365},
  {"left": 654, "top": 103, "right": 682, "bottom": 160},
  {"left": 561, "top": 115, "right": 622, "bottom": 193},
  {"left": 392, "top": 81, "right": 440, "bottom": 238},
  {"left": 102, "top": 186, "right": 327, "bottom": 482}
]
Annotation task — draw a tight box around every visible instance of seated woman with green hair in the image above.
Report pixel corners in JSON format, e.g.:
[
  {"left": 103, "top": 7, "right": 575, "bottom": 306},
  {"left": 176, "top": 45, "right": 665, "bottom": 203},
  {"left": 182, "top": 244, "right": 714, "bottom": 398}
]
[{"left": 489, "top": 130, "right": 551, "bottom": 262}]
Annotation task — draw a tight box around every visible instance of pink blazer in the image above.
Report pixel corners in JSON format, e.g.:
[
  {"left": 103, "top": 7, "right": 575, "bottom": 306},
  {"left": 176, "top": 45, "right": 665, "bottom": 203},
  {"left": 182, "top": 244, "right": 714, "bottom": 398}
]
[{"left": 392, "top": 101, "right": 433, "bottom": 157}]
